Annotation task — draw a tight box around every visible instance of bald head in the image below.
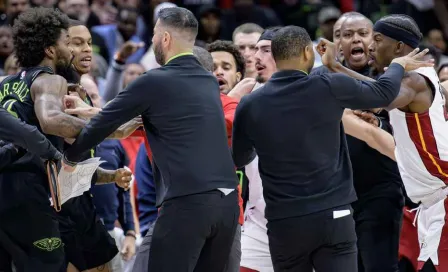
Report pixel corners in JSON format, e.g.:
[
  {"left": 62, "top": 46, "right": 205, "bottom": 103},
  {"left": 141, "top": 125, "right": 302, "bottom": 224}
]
[{"left": 193, "top": 46, "right": 213, "bottom": 72}]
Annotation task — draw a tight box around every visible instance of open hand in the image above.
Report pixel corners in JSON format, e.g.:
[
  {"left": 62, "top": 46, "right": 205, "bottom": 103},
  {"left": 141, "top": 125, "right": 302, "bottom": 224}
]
[
  {"left": 64, "top": 94, "right": 89, "bottom": 110},
  {"left": 121, "top": 234, "right": 136, "bottom": 261},
  {"left": 227, "top": 78, "right": 257, "bottom": 101},
  {"left": 114, "top": 168, "right": 132, "bottom": 190},
  {"left": 389, "top": 48, "right": 434, "bottom": 72}
]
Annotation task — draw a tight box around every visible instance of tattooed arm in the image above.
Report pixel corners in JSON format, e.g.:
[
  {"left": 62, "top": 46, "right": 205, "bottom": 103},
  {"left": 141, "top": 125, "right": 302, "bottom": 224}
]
[
  {"left": 96, "top": 167, "right": 133, "bottom": 188},
  {"left": 96, "top": 167, "right": 116, "bottom": 184},
  {"left": 31, "top": 74, "right": 86, "bottom": 138}
]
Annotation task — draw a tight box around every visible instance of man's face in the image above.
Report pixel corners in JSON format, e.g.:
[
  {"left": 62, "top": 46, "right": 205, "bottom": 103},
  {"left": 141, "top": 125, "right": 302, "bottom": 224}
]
[
  {"left": 234, "top": 32, "right": 261, "bottom": 78},
  {"left": 211, "top": 51, "right": 241, "bottom": 94},
  {"left": 54, "top": 29, "right": 74, "bottom": 74},
  {"left": 117, "top": 10, "right": 138, "bottom": 41},
  {"left": 439, "top": 66, "right": 448, "bottom": 83},
  {"left": 254, "top": 40, "right": 276, "bottom": 83},
  {"left": 200, "top": 12, "right": 220, "bottom": 36},
  {"left": 7, "top": 0, "right": 29, "bottom": 16},
  {"left": 333, "top": 17, "right": 346, "bottom": 61},
  {"left": 65, "top": 0, "right": 90, "bottom": 21},
  {"left": 321, "top": 19, "right": 337, "bottom": 41},
  {"left": 152, "top": 20, "right": 166, "bottom": 66},
  {"left": 0, "top": 27, "right": 13, "bottom": 57},
  {"left": 123, "top": 63, "right": 145, "bottom": 87},
  {"left": 340, "top": 17, "right": 372, "bottom": 70},
  {"left": 68, "top": 25, "right": 92, "bottom": 75},
  {"left": 368, "top": 32, "right": 397, "bottom": 74},
  {"left": 5, "top": 56, "right": 20, "bottom": 75},
  {"left": 428, "top": 29, "right": 446, "bottom": 53}
]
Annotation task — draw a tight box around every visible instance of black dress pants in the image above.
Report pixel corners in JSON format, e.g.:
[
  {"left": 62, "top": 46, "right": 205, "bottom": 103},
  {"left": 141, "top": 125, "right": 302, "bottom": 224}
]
[
  {"left": 353, "top": 188, "right": 404, "bottom": 272},
  {"left": 147, "top": 190, "right": 239, "bottom": 272},
  {"left": 267, "top": 205, "right": 358, "bottom": 272}
]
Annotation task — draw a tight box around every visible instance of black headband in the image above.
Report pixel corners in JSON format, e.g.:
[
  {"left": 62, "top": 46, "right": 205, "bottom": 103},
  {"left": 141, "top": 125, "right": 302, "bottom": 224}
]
[{"left": 373, "top": 21, "right": 420, "bottom": 48}]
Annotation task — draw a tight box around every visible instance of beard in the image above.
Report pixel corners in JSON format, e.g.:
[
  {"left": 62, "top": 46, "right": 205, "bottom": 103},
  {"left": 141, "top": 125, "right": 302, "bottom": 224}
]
[
  {"left": 154, "top": 41, "right": 165, "bottom": 66},
  {"left": 256, "top": 74, "right": 265, "bottom": 83},
  {"left": 56, "top": 54, "right": 79, "bottom": 84}
]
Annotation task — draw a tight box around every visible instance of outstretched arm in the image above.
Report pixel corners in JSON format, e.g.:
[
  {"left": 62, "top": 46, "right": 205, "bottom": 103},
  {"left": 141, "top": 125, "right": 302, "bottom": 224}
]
[
  {"left": 0, "top": 107, "right": 61, "bottom": 160},
  {"left": 32, "top": 74, "right": 86, "bottom": 139},
  {"left": 64, "top": 75, "right": 152, "bottom": 163},
  {"left": 342, "top": 110, "right": 396, "bottom": 161}
]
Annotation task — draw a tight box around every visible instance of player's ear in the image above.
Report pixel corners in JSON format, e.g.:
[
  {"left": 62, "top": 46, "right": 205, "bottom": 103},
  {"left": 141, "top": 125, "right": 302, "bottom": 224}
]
[
  {"left": 44, "top": 46, "right": 56, "bottom": 60},
  {"left": 304, "top": 44, "right": 313, "bottom": 61},
  {"left": 395, "top": 41, "right": 405, "bottom": 55}
]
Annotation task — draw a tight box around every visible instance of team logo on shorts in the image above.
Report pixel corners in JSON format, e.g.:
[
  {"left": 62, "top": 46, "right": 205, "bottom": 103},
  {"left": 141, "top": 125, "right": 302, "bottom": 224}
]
[{"left": 33, "top": 237, "right": 62, "bottom": 251}]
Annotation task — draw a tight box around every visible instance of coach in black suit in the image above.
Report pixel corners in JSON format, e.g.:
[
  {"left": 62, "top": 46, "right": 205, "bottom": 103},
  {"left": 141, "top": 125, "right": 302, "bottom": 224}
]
[{"left": 64, "top": 7, "right": 239, "bottom": 271}]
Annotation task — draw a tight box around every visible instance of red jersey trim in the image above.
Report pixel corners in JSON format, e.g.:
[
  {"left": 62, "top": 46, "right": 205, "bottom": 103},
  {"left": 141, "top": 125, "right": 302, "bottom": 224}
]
[{"left": 406, "top": 112, "right": 448, "bottom": 183}]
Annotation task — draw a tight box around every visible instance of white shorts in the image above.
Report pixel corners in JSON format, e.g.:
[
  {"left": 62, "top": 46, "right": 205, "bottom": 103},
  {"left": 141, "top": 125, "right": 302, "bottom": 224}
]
[
  {"left": 415, "top": 198, "right": 448, "bottom": 270},
  {"left": 241, "top": 218, "right": 273, "bottom": 272}
]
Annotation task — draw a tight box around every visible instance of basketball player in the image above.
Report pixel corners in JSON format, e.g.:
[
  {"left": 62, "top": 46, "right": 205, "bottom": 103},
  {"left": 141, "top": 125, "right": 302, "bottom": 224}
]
[
  {"left": 0, "top": 7, "right": 85, "bottom": 272},
  {"left": 0, "top": 8, "right": 132, "bottom": 272},
  {"left": 318, "top": 14, "right": 448, "bottom": 271},
  {"left": 58, "top": 21, "right": 136, "bottom": 272}
]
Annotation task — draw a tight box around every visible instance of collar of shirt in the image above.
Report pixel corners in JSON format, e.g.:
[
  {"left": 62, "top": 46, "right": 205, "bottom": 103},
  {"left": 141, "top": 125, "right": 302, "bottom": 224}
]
[
  {"left": 271, "top": 69, "right": 308, "bottom": 79},
  {"left": 165, "top": 52, "right": 194, "bottom": 65}
]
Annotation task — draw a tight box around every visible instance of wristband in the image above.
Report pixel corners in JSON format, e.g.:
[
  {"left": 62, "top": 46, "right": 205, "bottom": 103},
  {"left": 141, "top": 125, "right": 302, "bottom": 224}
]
[
  {"left": 114, "top": 53, "right": 126, "bottom": 65},
  {"left": 125, "top": 232, "right": 136, "bottom": 239},
  {"left": 63, "top": 154, "right": 77, "bottom": 167}
]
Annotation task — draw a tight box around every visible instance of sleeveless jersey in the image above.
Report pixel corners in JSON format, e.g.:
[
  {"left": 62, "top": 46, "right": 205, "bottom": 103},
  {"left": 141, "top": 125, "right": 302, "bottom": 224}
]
[
  {"left": 389, "top": 67, "right": 448, "bottom": 203},
  {"left": 0, "top": 66, "right": 63, "bottom": 175}
]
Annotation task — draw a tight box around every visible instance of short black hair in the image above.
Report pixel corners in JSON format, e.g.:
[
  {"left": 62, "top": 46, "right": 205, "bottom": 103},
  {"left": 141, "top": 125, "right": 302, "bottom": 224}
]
[
  {"left": 271, "top": 26, "right": 312, "bottom": 62},
  {"left": 158, "top": 7, "right": 198, "bottom": 40},
  {"left": 232, "top": 23, "right": 264, "bottom": 41},
  {"left": 207, "top": 40, "right": 245, "bottom": 76},
  {"left": 68, "top": 19, "right": 84, "bottom": 27},
  {"left": 419, "top": 42, "right": 441, "bottom": 67},
  {"left": 193, "top": 46, "right": 213, "bottom": 72},
  {"left": 13, "top": 7, "right": 69, "bottom": 68},
  {"left": 377, "top": 14, "right": 423, "bottom": 41}
]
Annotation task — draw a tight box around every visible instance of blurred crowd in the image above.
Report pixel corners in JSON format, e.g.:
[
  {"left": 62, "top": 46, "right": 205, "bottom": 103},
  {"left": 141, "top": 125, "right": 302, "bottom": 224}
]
[
  {"left": 0, "top": 0, "right": 447, "bottom": 82},
  {"left": 0, "top": 0, "right": 447, "bottom": 271}
]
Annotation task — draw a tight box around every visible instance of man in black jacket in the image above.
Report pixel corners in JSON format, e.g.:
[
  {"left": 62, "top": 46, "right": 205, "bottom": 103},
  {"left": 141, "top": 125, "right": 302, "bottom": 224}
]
[
  {"left": 232, "top": 25, "right": 431, "bottom": 272},
  {"left": 311, "top": 14, "right": 404, "bottom": 272},
  {"left": 64, "top": 7, "right": 239, "bottom": 272}
]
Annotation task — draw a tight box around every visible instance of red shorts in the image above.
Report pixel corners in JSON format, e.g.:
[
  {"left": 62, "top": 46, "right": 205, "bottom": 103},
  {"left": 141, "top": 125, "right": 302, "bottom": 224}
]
[{"left": 399, "top": 207, "right": 419, "bottom": 271}]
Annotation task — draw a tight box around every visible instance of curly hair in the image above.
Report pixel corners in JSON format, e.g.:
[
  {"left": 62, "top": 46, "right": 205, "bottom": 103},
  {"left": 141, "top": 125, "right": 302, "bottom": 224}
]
[
  {"left": 207, "top": 40, "right": 245, "bottom": 77},
  {"left": 12, "top": 7, "right": 69, "bottom": 68}
]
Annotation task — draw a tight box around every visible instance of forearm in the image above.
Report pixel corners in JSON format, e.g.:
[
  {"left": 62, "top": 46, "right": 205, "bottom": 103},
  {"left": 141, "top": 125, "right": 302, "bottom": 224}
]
[
  {"left": 119, "top": 190, "right": 135, "bottom": 232},
  {"left": 332, "top": 63, "right": 405, "bottom": 109},
  {"left": 103, "top": 61, "right": 125, "bottom": 104},
  {"left": 330, "top": 62, "right": 376, "bottom": 82},
  {"left": 96, "top": 167, "right": 116, "bottom": 184},
  {"left": 342, "top": 114, "right": 396, "bottom": 161},
  {"left": 65, "top": 78, "right": 148, "bottom": 163},
  {"left": 41, "top": 110, "right": 86, "bottom": 139}
]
